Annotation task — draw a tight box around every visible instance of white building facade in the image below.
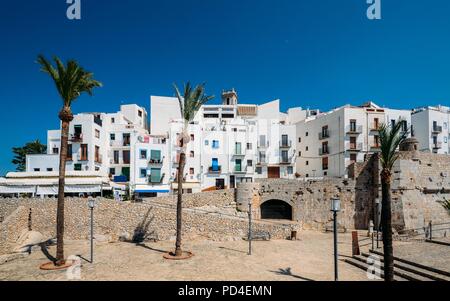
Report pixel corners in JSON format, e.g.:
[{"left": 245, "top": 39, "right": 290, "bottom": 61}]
[{"left": 411, "top": 106, "right": 450, "bottom": 154}]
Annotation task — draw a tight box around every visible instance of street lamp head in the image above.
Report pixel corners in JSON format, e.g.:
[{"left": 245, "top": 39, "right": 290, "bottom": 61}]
[
  {"left": 331, "top": 198, "right": 341, "bottom": 212},
  {"left": 88, "top": 198, "right": 95, "bottom": 209}
]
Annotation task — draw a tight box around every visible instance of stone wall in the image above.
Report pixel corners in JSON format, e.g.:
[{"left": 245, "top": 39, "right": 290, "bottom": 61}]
[
  {"left": 0, "top": 206, "right": 29, "bottom": 254},
  {"left": 237, "top": 178, "right": 369, "bottom": 231},
  {"left": 0, "top": 195, "right": 296, "bottom": 255},
  {"left": 143, "top": 189, "right": 236, "bottom": 209}
]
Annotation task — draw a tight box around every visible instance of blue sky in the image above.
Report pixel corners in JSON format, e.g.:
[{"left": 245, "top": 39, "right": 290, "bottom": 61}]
[{"left": 1, "top": 0, "right": 450, "bottom": 175}]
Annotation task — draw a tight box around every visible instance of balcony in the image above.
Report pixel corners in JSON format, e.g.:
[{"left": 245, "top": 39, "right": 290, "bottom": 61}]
[
  {"left": 370, "top": 123, "right": 381, "bottom": 132},
  {"left": 78, "top": 154, "right": 88, "bottom": 161},
  {"left": 432, "top": 125, "right": 443, "bottom": 134},
  {"left": 433, "top": 142, "right": 443, "bottom": 149},
  {"left": 149, "top": 157, "right": 164, "bottom": 165},
  {"left": 346, "top": 125, "right": 363, "bottom": 135},
  {"left": 257, "top": 141, "right": 269, "bottom": 149},
  {"left": 370, "top": 145, "right": 381, "bottom": 152},
  {"left": 279, "top": 140, "right": 292, "bottom": 148},
  {"left": 233, "top": 166, "right": 247, "bottom": 174},
  {"left": 69, "top": 134, "right": 83, "bottom": 143},
  {"left": 318, "top": 131, "right": 330, "bottom": 140},
  {"left": 347, "top": 143, "right": 363, "bottom": 152},
  {"left": 256, "top": 158, "right": 267, "bottom": 166},
  {"left": 208, "top": 166, "right": 222, "bottom": 174},
  {"left": 149, "top": 173, "right": 165, "bottom": 184},
  {"left": 233, "top": 149, "right": 246, "bottom": 157},
  {"left": 95, "top": 155, "right": 102, "bottom": 164},
  {"left": 319, "top": 146, "right": 330, "bottom": 156}
]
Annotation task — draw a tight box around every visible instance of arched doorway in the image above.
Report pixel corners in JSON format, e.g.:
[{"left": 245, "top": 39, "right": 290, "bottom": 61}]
[{"left": 260, "top": 200, "right": 292, "bottom": 220}]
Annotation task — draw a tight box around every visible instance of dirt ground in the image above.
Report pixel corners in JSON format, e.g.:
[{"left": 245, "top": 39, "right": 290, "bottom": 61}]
[{"left": 0, "top": 231, "right": 376, "bottom": 281}]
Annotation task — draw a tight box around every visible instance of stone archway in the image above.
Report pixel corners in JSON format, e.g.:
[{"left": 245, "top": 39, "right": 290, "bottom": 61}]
[{"left": 260, "top": 199, "right": 293, "bottom": 220}]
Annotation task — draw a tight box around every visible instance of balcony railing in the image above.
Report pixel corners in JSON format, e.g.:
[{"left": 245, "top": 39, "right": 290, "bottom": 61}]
[
  {"left": 257, "top": 141, "right": 269, "bottom": 148},
  {"left": 318, "top": 131, "right": 330, "bottom": 140},
  {"left": 149, "top": 157, "right": 164, "bottom": 165},
  {"left": 432, "top": 125, "right": 443, "bottom": 134},
  {"left": 256, "top": 158, "right": 267, "bottom": 165},
  {"left": 279, "top": 140, "right": 292, "bottom": 148},
  {"left": 149, "top": 173, "right": 165, "bottom": 184},
  {"left": 347, "top": 143, "right": 363, "bottom": 151},
  {"left": 208, "top": 166, "right": 222, "bottom": 174},
  {"left": 319, "top": 146, "right": 330, "bottom": 155},
  {"left": 70, "top": 134, "right": 83, "bottom": 143},
  {"left": 233, "top": 149, "right": 246, "bottom": 156},
  {"left": 346, "top": 125, "right": 363, "bottom": 135},
  {"left": 234, "top": 166, "right": 247, "bottom": 173}
]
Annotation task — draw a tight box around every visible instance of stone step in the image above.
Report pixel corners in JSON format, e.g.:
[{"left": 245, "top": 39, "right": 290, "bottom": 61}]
[
  {"left": 360, "top": 252, "right": 449, "bottom": 281},
  {"left": 342, "top": 256, "right": 407, "bottom": 281}
]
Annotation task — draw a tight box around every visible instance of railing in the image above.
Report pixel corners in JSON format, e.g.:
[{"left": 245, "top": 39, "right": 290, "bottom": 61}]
[
  {"left": 208, "top": 166, "right": 222, "bottom": 174},
  {"left": 319, "top": 131, "right": 330, "bottom": 140},
  {"left": 257, "top": 141, "right": 269, "bottom": 148},
  {"left": 70, "top": 134, "right": 83, "bottom": 143},
  {"left": 279, "top": 140, "right": 292, "bottom": 148},
  {"left": 233, "top": 149, "right": 246, "bottom": 156},
  {"left": 319, "top": 146, "right": 330, "bottom": 155},
  {"left": 432, "top": 125, "right": 443, "bottom": 133},
  {"left": 347, "top": 143, "right": 363, "bottom": 151},
  {"left": 433, "top": 142, "right": 443, "bottom": 149},
  {"left": 257, "top": 158, "right": 267, "bottom": 165},
  {"left": 149, "top": 173, "right": 165, "bottom": 184},
  {"left": 346, "top": 125, "right": 363, "bottom": 134},
  {"left": 370, "top": 123, "right": 380, "bottom": 131},
  {"left": 149, "top": 157, "right": 164, "bottom": 165},
  {"left": 234, "top": 166, "right": 247, "bottom": 173}
]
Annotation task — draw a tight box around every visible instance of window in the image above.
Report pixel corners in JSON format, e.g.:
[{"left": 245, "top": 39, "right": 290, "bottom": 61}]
[
  {"left": 298, "top": 151, "right": 302, "bottom": 157},
  {"left": 95, "top": 146, "right": 101, "bottom": 163},
  {"left": 444, "top": 122, "right": 448, "bottom": 130},
  {"left": 123, "top": 150, "right": 130, "bottom": 164},
  {"left": 306, "top": 132, "right": 309, "bottom": 137},
  {"left": 190, "top": 151, "right": 195, "bottom": 158},
  {"left": 298, "top": 137, "right": 301, "bottom": 143},
  {"left": 113, "top": 151, "right": 119, "bottom": 164},
  {"left": 306, "top": 161, "right": 309, "bottom": 166},
  {"left": 306, "top": 146, "right": 309, "bottom": 151},
  {"left": 80, "top": 144, "right": 88, "bottom": 161},
  {"left": 95, "top": 129, "right": 100, "bottom": 139},
  {"left": 52, "top": 147, "right": 59, "bottom": 154},
  {"left": 74, "top": 125, "right": 82, "bottom": 136},
  {"left": 150, "top": 150, "right": 161, "bottom": 162},
  {"left": 140, "top": 168, "right": 147, "bottom": 178},
  {"left": 211, "top": 158, "right": 219, "bottom": 171},
  {"left": 150, "top": 168, "right": 161, "bottom": 183},
  {"left": 109, "top": 168, "right": 115, "bottom": 175},
  {"left": 256, "top": 167, "right": 262, "bottom": 174},
  {"left": 281, "top": 150, "right": 289, "bottom": 163},
  {"left": 305, "top": 174, "right": 309, "bottom": 178},
  {"left": 34, "top": 168, "right": 40, "bottom": 172},
  {"left": 138, "top": 110, "right": 143, "bottom": 117},
  {"left": 247, "top": 160, "right": 253, "bottom": 167},
  {"left": 110, "top": 133, "right": 115, "bottom": 141},
  {"left": 140, "top": 149, "right": 147, "bottom": 159},
  {"left": 205, "top": 140, "right": 209, "bottom": 146},
  {"left": 235, "top": 142, "right": 242, "bottom": 155},
  {"left": 235, "top": 159, "right": 242, "bottom": 172},
  {"left": 74, "top": 164, "right": 82, "bottom": 171},
  {"left": 391, "top": 119, "right": 396, "bottom": 128},
  {"left": 287, "top": 166, "right": 293, "bottom": 174},
  {"left": 111, "top": 117, "right": 115, "bottom": 123},
  {"left": 350, "top": 120, "right": 357, "bottom": 132},
  {"left": 445, "top": 137, "right": 448, "bottom": 143},
  {"left": 212, "top": 140, "right": 220, "bottom": 149},
  {"left": 281, "top": 135, "right": 289, "bottom": 146},
  {"left": 67, "top": 144, "right": 73, "bottom": 160},
  {"left": 190, "top": 134, "right": 195, "bottom": 141},
  {"left": 350, "top": 154, "right": 357, "bottom": 162},
  {"left": 189, "top": 168, "right": 194, "bottom": 175},
  {"left": 123, "top": 133, "right": 131, "bottom": 146},
  {"left": 324, "top": 172, "right": 328, "bottom": 176},
  {"left": 247, "top": 143, "right": 252, "bottom": 150},
  {"left": 322, "top": 157, "right": 329, "bottom": 170}
]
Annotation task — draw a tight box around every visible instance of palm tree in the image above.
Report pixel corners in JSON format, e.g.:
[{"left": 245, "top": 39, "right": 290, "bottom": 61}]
[
  {"left": 37, "top": 55, "right": 102, "bottom": 266},
  {"left": 440, "top": 198, "right": 450, "bottom": 214},
  {"left": 378, "top": 119, "right": 408, "bottom": 281},
  {"left": 172, "top": 82, "right": 214, "bottom": 257}
]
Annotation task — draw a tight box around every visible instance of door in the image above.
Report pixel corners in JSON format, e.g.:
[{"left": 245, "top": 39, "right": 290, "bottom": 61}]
[
  {"left": 215, "top": 179, "right": 225, "bottom": 190},
  {"left": 268, "top": 167, "right": 280, "bottom": 179},
  {"left": 235, "top": 159, "right": 242, "bottom": 172},
  {"left": 230, "top": 176, "right": 235, "bottom": 189},
  {"left": 235, "top": 142, "right": 242, "bottom": 155}
]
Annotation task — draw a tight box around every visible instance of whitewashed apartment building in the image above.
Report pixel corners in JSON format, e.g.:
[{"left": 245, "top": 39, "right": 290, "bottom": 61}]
[
  {"left": 295, "top": 102, "right": 411, "bottom": 178},
  {"left": 411, "top": 105, "right": 450, "bottom": 154},
  {"left": 145, "top": 90, "right": 300, "bottom": 194}
]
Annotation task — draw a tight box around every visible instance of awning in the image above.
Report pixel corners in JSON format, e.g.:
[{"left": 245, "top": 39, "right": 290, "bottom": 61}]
[{"left": 0, "top": 185, "right": 36, "bottom": 194}]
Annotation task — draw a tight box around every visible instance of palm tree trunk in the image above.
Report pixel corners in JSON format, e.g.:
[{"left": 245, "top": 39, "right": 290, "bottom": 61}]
[
  {"left": 175, "top": 151, "right": 186, "bottom": 257},
  {"left": 55, "top": 118, "right": 70, "bottom": 265},
  {"left": 381, "top": 170, "right": 394, "bottom": 281}
]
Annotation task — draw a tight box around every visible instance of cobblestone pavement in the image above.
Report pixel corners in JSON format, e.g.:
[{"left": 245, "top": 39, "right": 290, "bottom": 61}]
[{"left": 0, "top": 231, "right": 373, "bottom": 281}]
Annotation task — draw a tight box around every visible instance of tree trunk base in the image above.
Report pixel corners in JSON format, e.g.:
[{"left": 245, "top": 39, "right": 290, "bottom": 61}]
[
  {"left": 163, "top": 251, "right": 194, "bottom": 260},
  {"left": 39, "top": 260, "right": 73, "bottom": 271}
]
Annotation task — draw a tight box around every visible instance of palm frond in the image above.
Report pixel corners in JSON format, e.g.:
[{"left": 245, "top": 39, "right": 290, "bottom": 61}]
[
  {"left": 173, "top": 82, "right": 214, "bottom": 123},
  {"left": 379, "top": 118, "right": 409, "bottom": 170}
]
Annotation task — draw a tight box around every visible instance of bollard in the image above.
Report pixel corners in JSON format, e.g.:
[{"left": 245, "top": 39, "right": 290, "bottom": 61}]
[
  {"left": 429, "top": 221, "right": 433, "bottom": 241},
  {"left": 352, "top": 231, "right": 360, "bottom": 256}
]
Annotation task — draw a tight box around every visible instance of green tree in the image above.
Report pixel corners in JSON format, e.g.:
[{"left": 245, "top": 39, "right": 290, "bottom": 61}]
[
  {"left": 37, "top": 55, "right": 102, "bottom": 266},
  {"left": 172, "top": 82, "right": 214, "bottom": 257},
  {"left": 378, "top": 119, "right": 408, "bottom": 281},
  {"left": 12, "top": 140, "right": 47, "bottom": 171},
  {"left": 440, "top": 198, "right": 450, "bottom": 214}
]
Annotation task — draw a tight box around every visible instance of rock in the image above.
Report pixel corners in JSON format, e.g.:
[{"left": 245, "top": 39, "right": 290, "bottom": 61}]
[{"left": 13, "top": 231, "right": 48, "bottom": 253}]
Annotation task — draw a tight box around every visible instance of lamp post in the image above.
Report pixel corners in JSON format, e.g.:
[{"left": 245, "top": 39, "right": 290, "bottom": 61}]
[
  {"left": 248, "top": 201, "right": 252, "bottom": 255},
  {"left": 331, "top": 198, "right": 340, "bottom": 281},
  {"left": 88, "top": 198, "right": 95, "bottom": 263}
]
